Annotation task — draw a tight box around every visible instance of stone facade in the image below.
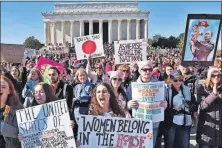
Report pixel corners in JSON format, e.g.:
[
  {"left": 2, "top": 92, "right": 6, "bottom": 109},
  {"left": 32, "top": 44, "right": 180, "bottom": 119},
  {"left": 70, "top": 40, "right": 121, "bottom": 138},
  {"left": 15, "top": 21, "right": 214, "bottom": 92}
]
[{"left": 42, "top": 2, "right": 149, "bottom": 46}]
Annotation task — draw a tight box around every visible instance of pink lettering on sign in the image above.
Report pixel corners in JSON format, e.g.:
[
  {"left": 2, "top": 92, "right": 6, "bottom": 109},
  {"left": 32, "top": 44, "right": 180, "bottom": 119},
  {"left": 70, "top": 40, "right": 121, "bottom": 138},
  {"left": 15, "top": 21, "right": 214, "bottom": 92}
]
[{"left": 116, "top": 134, "right": 146, "bottom": 148}]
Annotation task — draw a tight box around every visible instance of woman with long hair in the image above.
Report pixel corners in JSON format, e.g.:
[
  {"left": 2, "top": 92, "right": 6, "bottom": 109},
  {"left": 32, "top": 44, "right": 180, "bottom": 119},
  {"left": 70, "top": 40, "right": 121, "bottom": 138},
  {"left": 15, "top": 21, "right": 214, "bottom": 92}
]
[
  {"left": 22, "top": 68, "right": 44, "bottom": 107},
  {"left": 0, "top": 76, "right": 23, "bottom": 148},
  {"left": 88, "top": 82, "right": 125, "bottom": 117},
  {"left": 108, "top": 71, "right": 130, "bottom": 117},
  {"left": 196, "top": 67, "right": 222, "bottom": 148},
  {"left": 28, "top": 82, "right": 57, "bottom": 107}
]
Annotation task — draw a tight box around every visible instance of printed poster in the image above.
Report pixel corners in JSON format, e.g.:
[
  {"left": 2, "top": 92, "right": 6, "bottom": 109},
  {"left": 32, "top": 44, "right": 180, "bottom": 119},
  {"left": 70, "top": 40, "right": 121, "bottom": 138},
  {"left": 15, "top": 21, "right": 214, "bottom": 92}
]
[
  {"left": 74, "top": 34, "right": 104, "bottom": 60},
  {"left": 24, "top": 48, "right": 36, "bottom": 58},
  {"left": 114, "top": 39, "right": 147, "bottom": 64},
  {"left": 78, "top": 115, "right": 153, "bottom": 148},
  {"left": 16, "top": 99, "right": 76, "bottom": 148},
  {"left": 36, "top": 56, "right": 65, "bottom": 83},
  {"left": 131, "top": 81, "right": 165, "bottom": 122},
  {"left": 182, "top": 14, "right": 221, "bottom": 66}
]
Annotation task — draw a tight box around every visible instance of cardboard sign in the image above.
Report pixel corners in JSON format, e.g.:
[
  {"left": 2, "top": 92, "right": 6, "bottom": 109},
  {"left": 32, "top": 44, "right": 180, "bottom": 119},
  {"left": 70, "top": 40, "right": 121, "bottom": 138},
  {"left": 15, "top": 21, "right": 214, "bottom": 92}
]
[
  {"left": 131, "top": 82, "right": 165, "bottom": 122},
  {"left": 24, "top": 48, "right": 36, "bottom": 58},
  {"left": 114, "top": 39, "right": 147, "bottom": 64},
  {"left": 74, "top": 34, "right": 104, "bottom": 60},
  {"left": 16, "top": 99, "right": 76, "bottom": 148},
  {"left": 1, "top": 44, "right": 24, "bottom": 63},
  {"left": 36, "top": 57, "right": 65, "bottom": 83},
  {"left": 78, "top": 115, "right": 153, "bottom": 148},
  {"left": 181, "top": 14, "right": 222, "bottom": 66}
]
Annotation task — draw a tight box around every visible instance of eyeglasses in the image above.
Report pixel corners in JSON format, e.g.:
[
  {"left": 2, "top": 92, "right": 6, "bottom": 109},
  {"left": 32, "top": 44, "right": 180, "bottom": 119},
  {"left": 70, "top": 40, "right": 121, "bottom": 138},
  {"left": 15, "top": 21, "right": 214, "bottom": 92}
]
[
  {"left": 112, "top": 78, "right": 122, "bottom": 82},
  {"left": 173, "top": 79, "right": 183, "bottom": 82},
  {"left": 211, "top": 74, "right": 221, "bottom": 78},
  {"left": 141, "top": 68, "right": 153, "bottom": 72}
]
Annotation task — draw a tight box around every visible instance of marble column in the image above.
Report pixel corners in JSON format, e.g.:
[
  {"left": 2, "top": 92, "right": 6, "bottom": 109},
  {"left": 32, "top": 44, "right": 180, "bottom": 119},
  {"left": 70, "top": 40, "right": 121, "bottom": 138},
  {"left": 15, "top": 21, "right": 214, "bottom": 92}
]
[
  {"left": 70, "top": 21, "right": 74, "bottom": 46},
  {"left": 79, "top": 20, "right": 84, "bottom": 36},
  {"left": 108, "top": 20, "right": 112, "bottom": 43},
  {"left": 61, "top": 21, "right": 65, "bottom": 45},
  {"left": 144, "top": 19, "right": 148, "bottom": 41},
  {"left": 127, "top": 19, "right": 131, "bottom": 40},
  {"left": 52, "top": 22, "right": 56, "bottom": 45},
  {"left": 136, "top": 19, "right": 140, "bottom": 39},
  {"left": 118, "top": 19, "right": 122, "bottom": 40},
  {"left": 44, "top": 22, "right": 48, "bottom": 46},
  {"left": 99, "top": 20, "right": 103, "bottom": 36},
  {"left": 89, "top": 20, "right": 93, "bottom": 35}
]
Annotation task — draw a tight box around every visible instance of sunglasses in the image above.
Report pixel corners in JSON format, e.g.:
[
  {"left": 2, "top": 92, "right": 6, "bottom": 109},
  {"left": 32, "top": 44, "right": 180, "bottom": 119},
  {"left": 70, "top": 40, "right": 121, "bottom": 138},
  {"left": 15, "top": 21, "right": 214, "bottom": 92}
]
[
  {"left": 141, "top": 68, "right": 153, "bottom": 72},
  {"left": 173, "top": 79, "right": 183, "bottom": 82},
  {"left": 112, "top": 78, "right": 122, "bottom": 82},
  {"left": 211, "top": 74, "right": 221, "bottom": 78}
]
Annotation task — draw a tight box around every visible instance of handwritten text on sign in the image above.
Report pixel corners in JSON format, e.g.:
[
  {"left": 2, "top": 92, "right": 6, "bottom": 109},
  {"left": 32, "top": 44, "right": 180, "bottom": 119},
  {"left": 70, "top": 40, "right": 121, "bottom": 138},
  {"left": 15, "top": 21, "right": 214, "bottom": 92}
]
[
  {"left": 16, "top": 99, "right": 76, "bottom": 148},
  {"left": 132, "top": 82, "right": 165, "bottom": 122},
  {"left": 114, "top": 39, "right": 147, "bottom": 64},
  {"left": 74, "top": 34, "right": 104, "bottom": 60},
  {"left": 78, "top": 115, "right": 153, "bottom": 148}
]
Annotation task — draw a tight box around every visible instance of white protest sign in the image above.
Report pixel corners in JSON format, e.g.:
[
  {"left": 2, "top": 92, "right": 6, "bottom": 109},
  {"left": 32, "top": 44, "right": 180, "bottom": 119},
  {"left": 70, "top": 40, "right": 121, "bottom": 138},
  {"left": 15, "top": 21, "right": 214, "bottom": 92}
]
[
  {"left": 132, "top": 81, "right": 165, "bottom": 122},
  {"left": 74, "top": 34, "right": 104, "bottom": 60},
  {"left": 78, "top": 115, "right": 153, "bottom": 148},
  {"left": 114, "top": 39, "right": 147, "bottom": 64},
  {"left": 16, "top": 99, "right": 76, "bottom": 148},
  {"left": 24, "top": 49, "right": 36, "bottom": 58}
]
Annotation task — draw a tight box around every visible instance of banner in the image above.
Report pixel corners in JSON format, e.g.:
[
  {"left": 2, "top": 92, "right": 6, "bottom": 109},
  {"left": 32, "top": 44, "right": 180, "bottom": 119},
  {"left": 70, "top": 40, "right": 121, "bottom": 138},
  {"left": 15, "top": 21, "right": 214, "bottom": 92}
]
[
  {"left": 1, "top": 44, "right": 24, "bottom": 63},
  {"left": 131, "top": 82, "right": 165, "bottom": 122},
  {"left": 114, "top": 39, "right": 147, "bottom": 64},
  {"left": 24, "top": 48, "right": 36, "bottom": 58},
  {"left": 36, "top": 56, "right": 65, "bottom": 83},
  {"left": 16, "top": 99, "right": 76, "bottom": 148},
  {"left": 74, "top": 34, "right": 104, "bottom": 60},
  {"left": 78, "top": 115, "right": 153, "bottom": 148}
]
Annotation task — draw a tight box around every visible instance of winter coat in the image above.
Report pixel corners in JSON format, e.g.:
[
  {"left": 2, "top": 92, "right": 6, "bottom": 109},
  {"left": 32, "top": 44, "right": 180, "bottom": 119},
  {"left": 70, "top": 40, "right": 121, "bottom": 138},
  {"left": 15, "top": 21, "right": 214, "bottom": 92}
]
[{"left": 196, "top": 83, "right": 222, "bottom": 147}]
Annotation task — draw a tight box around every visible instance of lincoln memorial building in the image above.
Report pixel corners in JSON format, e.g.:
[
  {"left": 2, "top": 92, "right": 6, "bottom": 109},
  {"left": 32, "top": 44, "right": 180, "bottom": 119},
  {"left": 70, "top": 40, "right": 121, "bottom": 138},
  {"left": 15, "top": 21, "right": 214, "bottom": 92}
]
[{"left": 42, "top": 2, "right": 150, "bottom": 46}]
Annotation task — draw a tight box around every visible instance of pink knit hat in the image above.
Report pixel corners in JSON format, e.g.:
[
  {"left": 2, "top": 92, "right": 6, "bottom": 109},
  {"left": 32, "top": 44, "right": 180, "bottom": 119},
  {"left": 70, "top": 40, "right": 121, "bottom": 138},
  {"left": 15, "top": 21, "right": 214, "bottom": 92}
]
[
  {"left": 108, "top": 71, "right": 123, "bottom": 80},
  {"left": 207, "top": 67, "right": 221, "bottom": 79}
]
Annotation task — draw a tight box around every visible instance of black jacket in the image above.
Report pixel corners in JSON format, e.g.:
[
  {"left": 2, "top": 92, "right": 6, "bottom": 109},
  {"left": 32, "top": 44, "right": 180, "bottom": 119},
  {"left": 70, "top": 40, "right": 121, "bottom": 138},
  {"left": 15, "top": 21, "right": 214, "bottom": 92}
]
[
  {"left": 55, "top": 80, "right": 74, "bottom": 120},
  {"left": 196, "top": 83, "right": 222, "bottom": 147}
]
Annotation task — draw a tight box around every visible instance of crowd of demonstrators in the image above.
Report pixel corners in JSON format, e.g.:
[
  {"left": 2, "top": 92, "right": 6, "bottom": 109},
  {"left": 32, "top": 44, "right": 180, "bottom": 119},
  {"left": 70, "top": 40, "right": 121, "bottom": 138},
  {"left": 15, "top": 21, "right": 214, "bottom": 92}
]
[{"left": 0, "top": 47, "right": 221, "bottom": 148}]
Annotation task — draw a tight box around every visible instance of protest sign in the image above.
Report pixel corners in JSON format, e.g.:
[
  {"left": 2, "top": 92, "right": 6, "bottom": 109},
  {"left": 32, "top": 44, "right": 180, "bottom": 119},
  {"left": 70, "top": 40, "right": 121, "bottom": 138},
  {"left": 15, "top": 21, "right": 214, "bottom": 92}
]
[
  {"left": 114, "top": 39, "right": 147, "bottom": 64},
  {"left": 36, "top": 56, "right": 65, "bottom": 83},
  {"left": 1, "top": 44, "right": 24, "bottom": 63},
  {"left": 24, "top": 48, "right": 36, "bottom": 58},
  {"left": 78, "top": 115, "right": 153, "bottom": 148},
  {"left": 131, "top": 82, "right": 165, "bottom": 122},
  {"left": 181, "top": 14, "right": 221, "bottom": 66},
  {"left": 74, "top": 34, "right": 104, "bottom": 60},
  {"left": 16, "top": 99, "right": 76, "bottom": 148}
]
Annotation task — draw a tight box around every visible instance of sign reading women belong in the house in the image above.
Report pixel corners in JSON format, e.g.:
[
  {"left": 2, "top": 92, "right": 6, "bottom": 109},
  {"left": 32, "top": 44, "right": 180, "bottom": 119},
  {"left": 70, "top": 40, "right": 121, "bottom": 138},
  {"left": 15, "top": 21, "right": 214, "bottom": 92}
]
[{"left": 74, "top": 34, "right": 104, "bottom": 60}]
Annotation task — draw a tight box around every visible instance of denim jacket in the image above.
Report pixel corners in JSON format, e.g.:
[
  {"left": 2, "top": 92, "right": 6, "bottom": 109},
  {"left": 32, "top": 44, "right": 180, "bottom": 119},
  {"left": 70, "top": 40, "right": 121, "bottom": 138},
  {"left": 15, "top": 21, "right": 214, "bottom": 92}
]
[
  {"left": 73, "top": 81, "right": 93, "bottom": 123},
  {"left": 22, "top": 83, "right": 34, "bottom": 108}
]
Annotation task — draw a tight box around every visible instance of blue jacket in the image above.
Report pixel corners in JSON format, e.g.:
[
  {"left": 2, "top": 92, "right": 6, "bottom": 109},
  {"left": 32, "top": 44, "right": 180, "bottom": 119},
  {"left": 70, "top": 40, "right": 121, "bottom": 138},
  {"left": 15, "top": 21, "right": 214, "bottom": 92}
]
[{"left": 73, "top": 81, "right": 94, "bottom": 123}]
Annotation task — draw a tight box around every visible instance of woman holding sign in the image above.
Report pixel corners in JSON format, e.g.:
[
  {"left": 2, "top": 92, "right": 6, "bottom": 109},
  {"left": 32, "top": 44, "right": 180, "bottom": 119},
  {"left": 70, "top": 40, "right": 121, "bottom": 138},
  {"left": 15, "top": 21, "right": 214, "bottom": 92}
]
[{"left": 0, "top": 76, "right": 23, "bottom": 148}]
